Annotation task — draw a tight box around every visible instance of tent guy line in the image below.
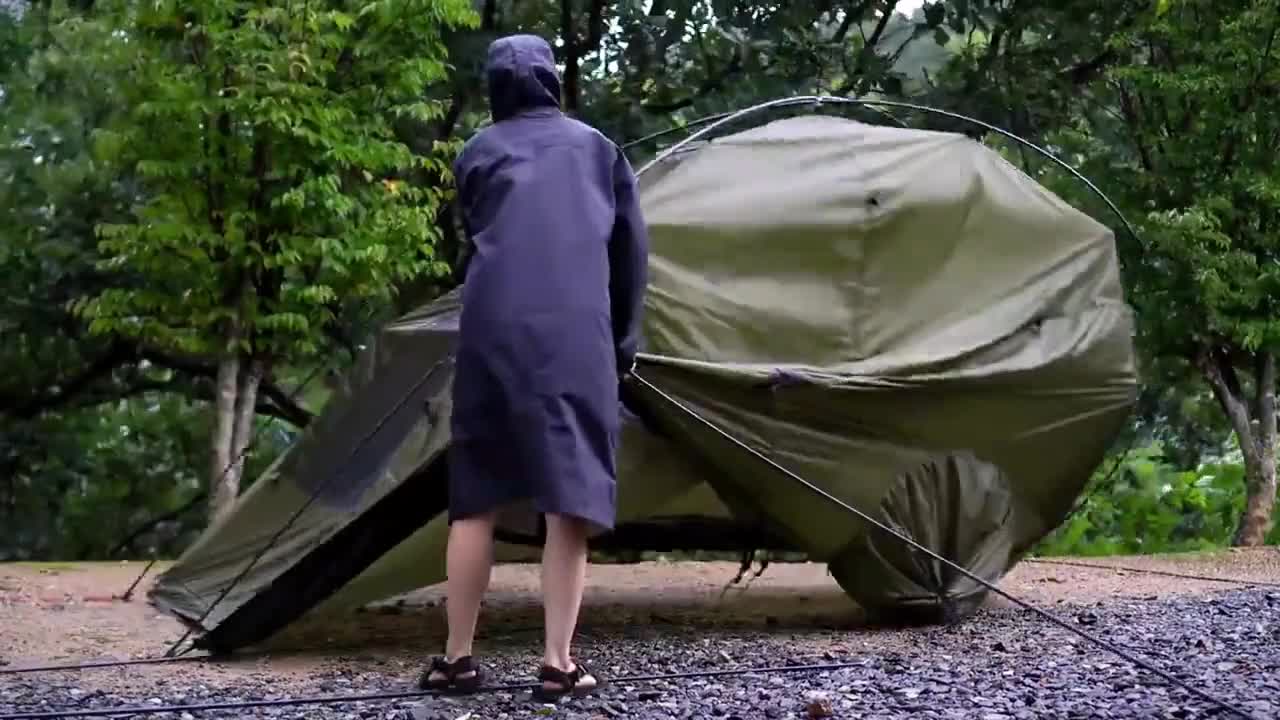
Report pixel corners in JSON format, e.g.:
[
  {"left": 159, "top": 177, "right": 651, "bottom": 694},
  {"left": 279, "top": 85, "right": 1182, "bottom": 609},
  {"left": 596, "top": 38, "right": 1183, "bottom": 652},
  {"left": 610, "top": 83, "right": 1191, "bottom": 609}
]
[
  {"left": 2, "top": 549, "right": 1274, "bottom": 679},
  {"left": 147, "top": 99, "right": 1148, "bottom": 650},
  {"left": 108, "top": 346, "right": 344, "bottom": 604},
  {"left": 162, "top": 356, "right": 452, "bottom": 659},
  {"left": 1023, "top": 558, "right": 1280, "bottom": 588},
  {"left": 0, "top": 661, "right": 871, "bottom": 719},
  {"left": 633, "top": 95, "right": 1143, "bottom": 248},
  {"left": 625, "top": 371, "right": 1262, "bottom": 720},
  {"left": 4, "top": 368, "right": 1263, "bottom": 719},
  {"left": 0, "top": 653, "right": 1257, "bottom": 720},
  {"left": 6, "top": 102, "right": 1248, "bottom": 715}
]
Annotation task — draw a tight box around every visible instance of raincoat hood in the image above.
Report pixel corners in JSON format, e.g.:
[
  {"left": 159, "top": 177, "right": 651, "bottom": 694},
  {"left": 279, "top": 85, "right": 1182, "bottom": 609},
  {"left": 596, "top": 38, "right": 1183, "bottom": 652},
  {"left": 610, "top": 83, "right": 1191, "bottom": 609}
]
[{"left": 486, "top": 34, "right": 561, "bottom": 122}]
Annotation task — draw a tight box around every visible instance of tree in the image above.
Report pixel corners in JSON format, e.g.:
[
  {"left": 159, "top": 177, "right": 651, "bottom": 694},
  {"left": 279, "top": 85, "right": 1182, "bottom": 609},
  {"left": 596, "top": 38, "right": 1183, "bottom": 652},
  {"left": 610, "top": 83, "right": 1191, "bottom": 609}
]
[
  {"left": 70, "top": 0, "right": 476, "bottom": 522},
  {"left": 942, "top": 0, "right": 1280, "bottom": 544}
]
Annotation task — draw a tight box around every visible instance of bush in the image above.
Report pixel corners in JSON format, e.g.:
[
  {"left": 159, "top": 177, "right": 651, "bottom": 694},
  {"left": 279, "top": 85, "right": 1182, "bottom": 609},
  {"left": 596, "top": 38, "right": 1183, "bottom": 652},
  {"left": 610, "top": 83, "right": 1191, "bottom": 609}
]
[{"left": 1035, "top": 443, "right": 1280, "bottom": 556}]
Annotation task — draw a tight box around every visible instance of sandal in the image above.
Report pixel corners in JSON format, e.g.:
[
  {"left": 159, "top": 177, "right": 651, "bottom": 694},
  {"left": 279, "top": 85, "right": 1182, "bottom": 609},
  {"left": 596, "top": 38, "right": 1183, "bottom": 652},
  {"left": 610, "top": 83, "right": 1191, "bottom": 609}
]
[
  {"left": 418, "top": 655, "right": 483, "bottom": 694},
  {"left": 532, "top": 660, "right": 599, "bottom": 702}
]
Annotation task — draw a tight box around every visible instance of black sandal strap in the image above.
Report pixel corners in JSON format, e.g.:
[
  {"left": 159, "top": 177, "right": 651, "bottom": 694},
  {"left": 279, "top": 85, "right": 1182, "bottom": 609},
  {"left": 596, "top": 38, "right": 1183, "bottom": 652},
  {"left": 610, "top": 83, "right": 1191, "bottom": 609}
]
[
  {"left": 427, "top": 657, "right": 477, "bottom": 681},
  {"left": 537, "top": 662, "right": 593, "bottom": 693},
  {"left": 447, "top": 656, "right": 475, "bottom": 676},
  {"left": 422, "top": 655, "right": 482, "bottom": 693},
  {"left": 538, "top": 664, "right": 573, "bottom": 691}
]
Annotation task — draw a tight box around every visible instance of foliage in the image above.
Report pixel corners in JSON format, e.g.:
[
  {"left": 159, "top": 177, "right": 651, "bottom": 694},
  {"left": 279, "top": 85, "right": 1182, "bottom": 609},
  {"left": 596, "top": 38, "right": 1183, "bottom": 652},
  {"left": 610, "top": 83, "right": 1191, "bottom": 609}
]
[
  {"left": 940, "top": 0, "right": 1280, "bottom": 546},
  {"left": 0, "top": 393, "right": 290, "bottom": 561},
  {"left": 1037, "top": 444, "right": 1280, "bottom": 556},
  {"left": 9, "top": 0, "right": 477, "bottom": 520},
  {"left": 77, "top": 0, "right": 474, "bottom": 361},
  {"left": 0, "top": 2, "right": 140, "bottom": 421},
  {"left": 2, "top": 0, "right": 1276, "bottom": 560}
]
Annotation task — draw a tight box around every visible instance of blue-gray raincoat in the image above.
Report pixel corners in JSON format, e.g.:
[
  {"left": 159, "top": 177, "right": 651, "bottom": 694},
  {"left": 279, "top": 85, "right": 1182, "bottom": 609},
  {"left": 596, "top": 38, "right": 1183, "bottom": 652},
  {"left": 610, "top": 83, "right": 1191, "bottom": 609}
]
[{"left": 446, "top": 34, "right": 649, "bottom": 535}]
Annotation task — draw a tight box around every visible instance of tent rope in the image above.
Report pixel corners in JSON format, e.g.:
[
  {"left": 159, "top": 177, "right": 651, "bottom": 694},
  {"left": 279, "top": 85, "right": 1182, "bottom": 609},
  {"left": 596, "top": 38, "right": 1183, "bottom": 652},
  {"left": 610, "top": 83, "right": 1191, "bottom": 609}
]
[
  {"left": 630, "top": 95, "right": 1143, "bottom": 250},
  {"left": 7, "top": 552, "right": 1272, "bottom": 679},
  {"left": 0, "top": 647, "right": 1262, "bottom": 720},
  {"left": 161, "top": 357, "right": 452, "bottom": 658},
  {"left": 113, "top": 359, "right": 335, "bottom": 602},
  {"left": 1025, "top": 558, "right": 1280, "bottom": 587},
  {"left": 627, "top": 371, "right": 1262, "bottom": 720},
  {"left": 10, "top": 97, "right": 1260, "bottom": 719},
  {"left": 0, "top": 661, "right": 852, "bottom": 719},
  {"left": 624, "top": 94, "right": 1153, "bottom": 554}
]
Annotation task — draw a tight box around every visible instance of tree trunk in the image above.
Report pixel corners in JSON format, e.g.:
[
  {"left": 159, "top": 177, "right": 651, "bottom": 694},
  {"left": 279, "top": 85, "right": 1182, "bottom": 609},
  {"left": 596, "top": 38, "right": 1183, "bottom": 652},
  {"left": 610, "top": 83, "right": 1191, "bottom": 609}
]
[
  {"left": 207, "top": 353, "right": 263, "bottom": 525},
  {"left": 1237, "top": 352, "right": 1276, "bottom": 545},
  {"left": 559, "top": 0, "right": 581, "bottom": 114},
  {"left": 229, "top": 358, "right": 263, "bottom": 486},
  {"left": 1198, "top": 348, "right": 1277, "bottom": 546},
  {"left": 208, "top": 348, "right": 242, "bottom": 525}
]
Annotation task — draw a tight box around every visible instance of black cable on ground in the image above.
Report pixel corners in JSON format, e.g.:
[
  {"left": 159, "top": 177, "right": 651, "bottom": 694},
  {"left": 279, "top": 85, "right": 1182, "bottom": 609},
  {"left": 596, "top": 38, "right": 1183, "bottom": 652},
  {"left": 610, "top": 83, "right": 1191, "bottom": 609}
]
[
  {"left": 1, "top": 624, "right": 567, "bottom": 677},
  {"left": 627, "top": 372, "right": 1264, "bottom": 720},
  {"left": 0, "top": 655, "right": 212, "bottom": 676},
  {"left": 1026, "top": 558, "right": 1280, "bottom": 588},
  {"left": 162, "top": 357, "right": 451, "bottom": 658},
  {"left": 7, "top": 550, "right": 1277, "bottom": 676},
  {"left": 0, "top": 661, "right": 906, "bottom": 719}
]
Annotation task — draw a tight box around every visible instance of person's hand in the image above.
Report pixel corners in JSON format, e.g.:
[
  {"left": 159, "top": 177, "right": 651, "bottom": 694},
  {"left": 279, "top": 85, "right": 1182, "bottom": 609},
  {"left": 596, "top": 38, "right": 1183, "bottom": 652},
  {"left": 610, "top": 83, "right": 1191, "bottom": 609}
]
[{"left": 617, "top": 353, "right": 637, "bottom": 381}]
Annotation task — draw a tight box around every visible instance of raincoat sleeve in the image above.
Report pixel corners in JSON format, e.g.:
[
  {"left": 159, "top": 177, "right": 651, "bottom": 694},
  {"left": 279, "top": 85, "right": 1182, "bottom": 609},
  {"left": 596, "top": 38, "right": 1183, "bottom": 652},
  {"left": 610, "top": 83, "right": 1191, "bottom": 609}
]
[{"left": 608, "top": 148, "right": 649, "bottom": 374}]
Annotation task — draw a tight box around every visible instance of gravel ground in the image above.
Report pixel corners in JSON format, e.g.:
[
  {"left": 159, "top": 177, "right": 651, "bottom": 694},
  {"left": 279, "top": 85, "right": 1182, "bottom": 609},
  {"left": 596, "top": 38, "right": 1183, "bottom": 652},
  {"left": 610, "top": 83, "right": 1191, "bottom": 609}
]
[{"left": 4, "top": 586, "right": 1280, "bottom": 720}]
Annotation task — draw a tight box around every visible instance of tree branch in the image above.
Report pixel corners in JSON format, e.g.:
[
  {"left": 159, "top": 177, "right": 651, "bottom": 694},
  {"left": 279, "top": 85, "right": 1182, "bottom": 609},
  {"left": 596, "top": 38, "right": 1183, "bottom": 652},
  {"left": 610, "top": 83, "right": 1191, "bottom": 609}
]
[
  {"left": 584, "top": 0, "right": 607, "bottom": 51},
  {"left": 1255, "top": 351, "right": 1276, "bottom": 452},
  {"left": 559, "top": 0, "right": 582, "bottom": 113},
  {"left": 652, "top": 0, "right": 690, "bottom": 60},
  {"left": 1116, "top": 81, "right": 1158, "bottom": 174},
  {"left": 1220, "top": 8, "right": 1280, "bottom": 174},
  {"left": 833, "top": 1, "right": 873, "bottom": 45},
  {"left": 1061, "top": 4, "right": 1144, "bottom": 87},
  {"left": 0, "top": 341, "right": 135, "bottom": 421},
  {"left": 1197, "top": 344, "right": 1258, "bottom": 460},
  {"left": 140, "top": 349, "right": 314, "bottom": 427},
  {"left": 642, "top": 52, "right": 744, "bottom": 113},
  {"left": 835, "top": 0, "right": 901, "bottom": 96}
]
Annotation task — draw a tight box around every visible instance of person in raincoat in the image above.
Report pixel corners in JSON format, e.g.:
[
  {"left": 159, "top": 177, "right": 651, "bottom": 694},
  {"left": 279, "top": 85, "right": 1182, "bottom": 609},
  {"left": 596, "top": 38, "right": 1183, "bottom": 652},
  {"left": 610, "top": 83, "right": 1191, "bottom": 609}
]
[{"left": 419, "top": 34, "right": 649, "bottom": 700}]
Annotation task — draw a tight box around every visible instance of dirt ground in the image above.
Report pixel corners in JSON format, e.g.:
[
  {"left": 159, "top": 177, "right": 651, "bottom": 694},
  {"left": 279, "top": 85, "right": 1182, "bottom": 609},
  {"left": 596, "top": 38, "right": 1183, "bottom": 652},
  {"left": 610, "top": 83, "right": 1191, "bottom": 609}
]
[{"left": 2, "top": 550, "right": 1278, "bottom": 693}]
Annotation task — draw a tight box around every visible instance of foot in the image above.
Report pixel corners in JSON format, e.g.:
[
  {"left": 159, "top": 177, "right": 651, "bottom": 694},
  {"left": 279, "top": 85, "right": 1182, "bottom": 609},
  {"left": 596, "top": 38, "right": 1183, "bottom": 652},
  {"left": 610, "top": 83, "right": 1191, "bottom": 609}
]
[
  {"left": 419, "top": 655, "right": 482, "bottom": 694},
  {"left": 533, "top": 660, "right": 598, "bottom": 701}
]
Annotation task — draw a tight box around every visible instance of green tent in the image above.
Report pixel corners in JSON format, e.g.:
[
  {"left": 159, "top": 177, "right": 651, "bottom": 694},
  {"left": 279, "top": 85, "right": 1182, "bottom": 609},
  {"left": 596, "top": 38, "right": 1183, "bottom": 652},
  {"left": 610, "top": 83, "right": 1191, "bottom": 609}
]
[{"left": 149, "top": 109, "right": 1138, "bottom": 653}]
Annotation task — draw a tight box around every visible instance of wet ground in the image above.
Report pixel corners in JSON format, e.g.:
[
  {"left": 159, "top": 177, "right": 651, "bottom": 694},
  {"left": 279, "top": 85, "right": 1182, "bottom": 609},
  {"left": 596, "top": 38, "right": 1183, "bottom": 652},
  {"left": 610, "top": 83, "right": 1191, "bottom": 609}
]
[{"left": 2, "top": 552, "right": 1279, "bottom": 719}]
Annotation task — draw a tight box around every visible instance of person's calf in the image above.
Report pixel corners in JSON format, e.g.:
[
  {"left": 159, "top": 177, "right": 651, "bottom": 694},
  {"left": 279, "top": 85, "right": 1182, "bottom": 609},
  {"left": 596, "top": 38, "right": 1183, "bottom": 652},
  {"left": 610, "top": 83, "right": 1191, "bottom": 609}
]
[
  {"left": 540, "top": 513, "right": 590, "bottom": 669},
  {"left": 430, "top": 512, "right": 496, "bottom": 687}
]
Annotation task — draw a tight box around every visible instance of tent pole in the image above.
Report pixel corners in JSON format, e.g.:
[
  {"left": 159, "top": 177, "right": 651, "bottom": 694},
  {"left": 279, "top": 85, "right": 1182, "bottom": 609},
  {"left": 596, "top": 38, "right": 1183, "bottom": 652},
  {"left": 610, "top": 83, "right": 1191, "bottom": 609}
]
[{"left": 630, "top": 95, "right": 1141, "bottom": 251}]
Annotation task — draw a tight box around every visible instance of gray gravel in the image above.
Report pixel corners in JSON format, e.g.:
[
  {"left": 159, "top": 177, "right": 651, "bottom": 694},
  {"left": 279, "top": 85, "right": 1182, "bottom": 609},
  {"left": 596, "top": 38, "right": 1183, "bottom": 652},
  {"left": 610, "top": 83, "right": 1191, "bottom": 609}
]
[{"left": 3, "top": 588, "right": 1279, "bottom": 720}]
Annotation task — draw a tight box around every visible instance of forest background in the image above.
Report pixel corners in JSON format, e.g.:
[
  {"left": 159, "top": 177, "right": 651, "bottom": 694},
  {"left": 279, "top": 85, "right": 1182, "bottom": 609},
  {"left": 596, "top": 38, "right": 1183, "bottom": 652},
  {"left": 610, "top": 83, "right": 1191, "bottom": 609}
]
[{"left": 2, "top": 0, "right": 1278, "bottom": 563}]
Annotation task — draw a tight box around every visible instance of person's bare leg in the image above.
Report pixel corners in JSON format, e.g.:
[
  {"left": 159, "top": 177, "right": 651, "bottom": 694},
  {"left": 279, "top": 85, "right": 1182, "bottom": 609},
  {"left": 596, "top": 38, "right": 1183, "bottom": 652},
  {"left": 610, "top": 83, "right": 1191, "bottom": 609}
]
[
  {"left": 541, "top": 513, "right": 595, "bottom": 690},
  {"left": 431, "top": 512, "right": 496, "bottom": 683}
]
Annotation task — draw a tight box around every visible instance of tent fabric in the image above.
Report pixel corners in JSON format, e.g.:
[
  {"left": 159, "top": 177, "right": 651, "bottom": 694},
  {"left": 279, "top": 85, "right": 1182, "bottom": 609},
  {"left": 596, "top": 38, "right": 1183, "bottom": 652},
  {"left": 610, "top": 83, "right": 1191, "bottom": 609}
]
[{"left": 149, "top": 114, "right": 1137, "bottom": 652}]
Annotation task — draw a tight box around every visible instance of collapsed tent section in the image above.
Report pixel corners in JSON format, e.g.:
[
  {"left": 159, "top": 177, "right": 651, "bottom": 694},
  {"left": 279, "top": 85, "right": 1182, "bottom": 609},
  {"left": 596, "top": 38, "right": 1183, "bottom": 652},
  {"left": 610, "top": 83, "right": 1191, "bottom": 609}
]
[{"left": 150, "top": 114, "right": 1137, "bottom": 652}]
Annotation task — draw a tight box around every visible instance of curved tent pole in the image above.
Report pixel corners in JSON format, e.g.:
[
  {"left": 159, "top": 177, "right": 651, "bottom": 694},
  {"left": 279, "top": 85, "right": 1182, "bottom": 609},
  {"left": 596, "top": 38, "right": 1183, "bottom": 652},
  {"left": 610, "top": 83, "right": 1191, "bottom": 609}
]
[
  {"left": 626, "top": 94, "right": 1148, "bottom": 563},
  {"left": 628, "top": 95, "right": 1141, "bottom": 248},
  {"left": 621, "top": 102, "right": 907, "bottom": 154}
]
